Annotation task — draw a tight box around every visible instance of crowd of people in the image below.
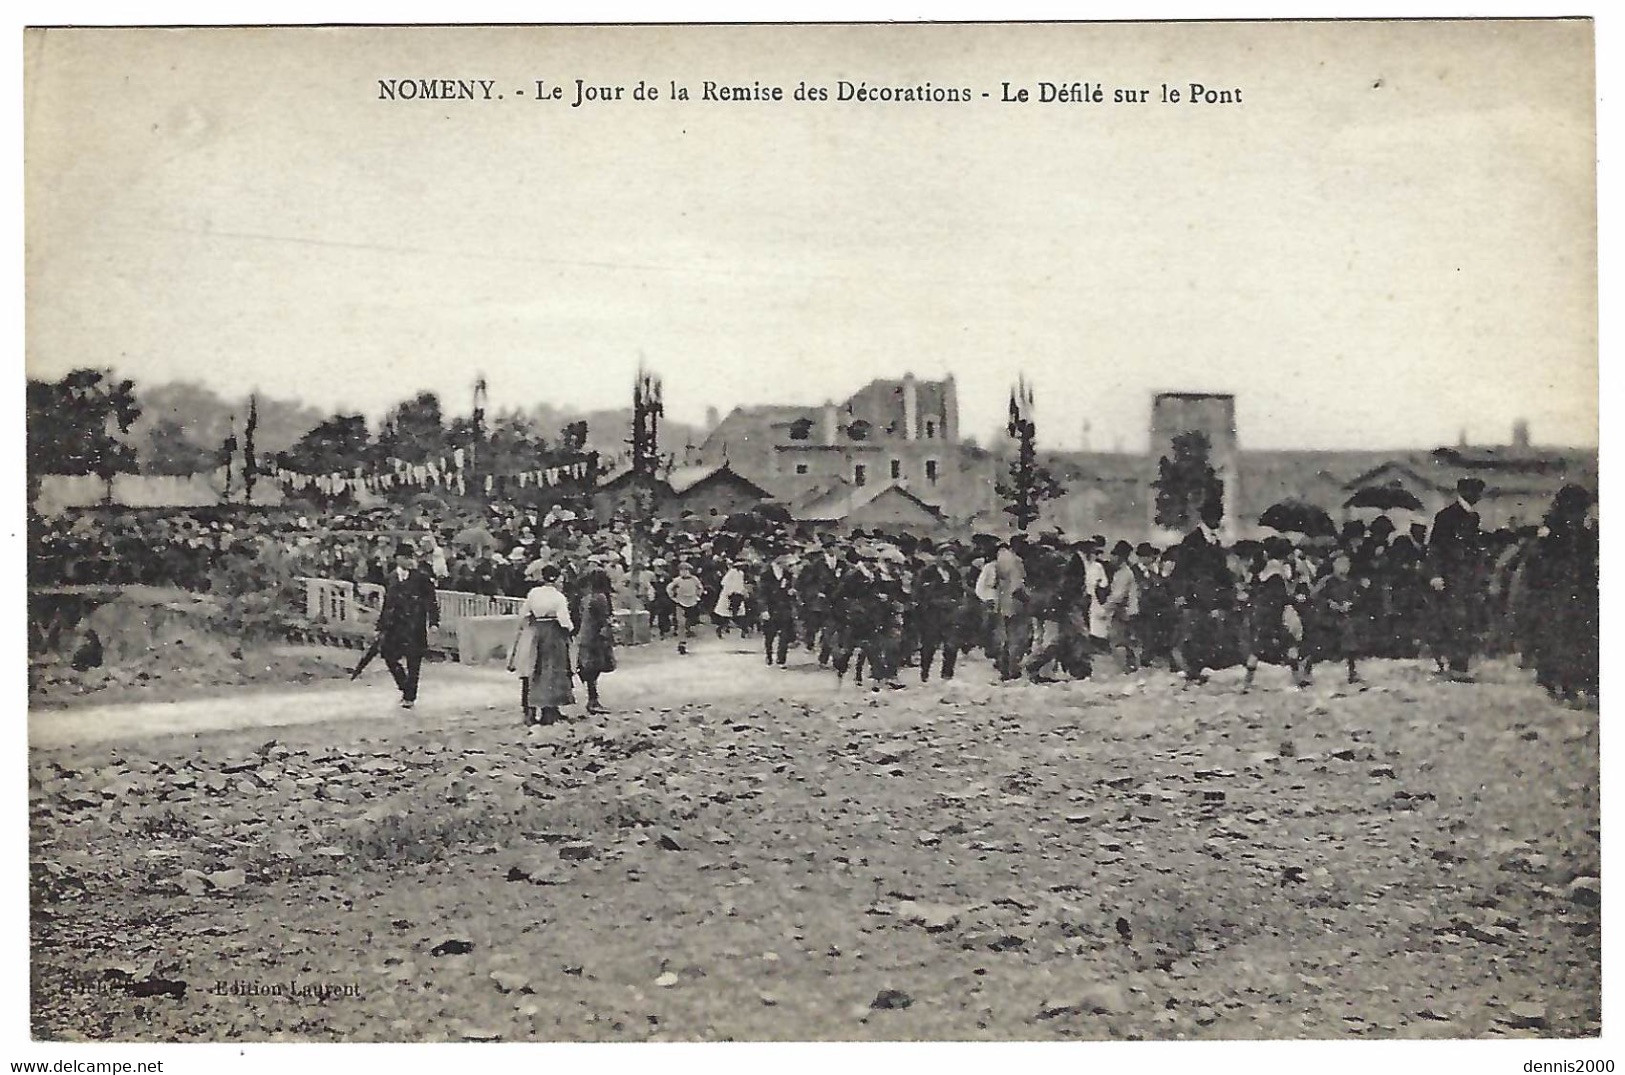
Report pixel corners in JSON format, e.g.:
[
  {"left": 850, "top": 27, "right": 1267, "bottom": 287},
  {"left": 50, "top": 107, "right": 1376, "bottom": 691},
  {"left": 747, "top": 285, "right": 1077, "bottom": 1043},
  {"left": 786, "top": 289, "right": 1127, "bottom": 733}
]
[
  {"left": 611, "top": 478, "right": 1597, "bottom": 710},
  {"left": 28, "top": 501, "right": 616, "bottom": 596},
  {"left": 29, "top": 477, "right": 1599, "bottom": 715},
  {"left": 477, "top": 476, "right": 1597, "bottom": 721},
  {"left": 30, "top": 510, "right": 276, "bottom": 591}
]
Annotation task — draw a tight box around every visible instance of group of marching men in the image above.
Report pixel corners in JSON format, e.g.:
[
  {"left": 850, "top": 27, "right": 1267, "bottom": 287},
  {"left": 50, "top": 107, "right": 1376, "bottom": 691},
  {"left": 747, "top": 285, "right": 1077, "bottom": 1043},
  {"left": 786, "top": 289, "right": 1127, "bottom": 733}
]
[{"left": 644, "top": 477, "right": 1598, "bottom": 702}]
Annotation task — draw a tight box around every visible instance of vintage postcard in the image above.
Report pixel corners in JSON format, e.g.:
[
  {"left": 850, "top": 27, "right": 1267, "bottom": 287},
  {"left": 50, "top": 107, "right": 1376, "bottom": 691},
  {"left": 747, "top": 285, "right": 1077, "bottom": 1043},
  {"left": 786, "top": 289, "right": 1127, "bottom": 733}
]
[{"left": 19, "top": 18, "right": 1600, "bottom": 1063}]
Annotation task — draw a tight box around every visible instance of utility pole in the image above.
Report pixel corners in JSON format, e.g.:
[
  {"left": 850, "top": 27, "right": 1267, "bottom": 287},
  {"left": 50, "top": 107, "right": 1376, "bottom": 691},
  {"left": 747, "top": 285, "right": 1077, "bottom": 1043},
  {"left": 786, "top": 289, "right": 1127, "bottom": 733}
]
[
  {"left": 629, "top": 366, "right": 664, "bottom": 577},
  {"left": 221, "top": 415, "right": 239, "bottom": 503},
  {"left": 470, "top": 375, "right": 488, "bottom": 493}
]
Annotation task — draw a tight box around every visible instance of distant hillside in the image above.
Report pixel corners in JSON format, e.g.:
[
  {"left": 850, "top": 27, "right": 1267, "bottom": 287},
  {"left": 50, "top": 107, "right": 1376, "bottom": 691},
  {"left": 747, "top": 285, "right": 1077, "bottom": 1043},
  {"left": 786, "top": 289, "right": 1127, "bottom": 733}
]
[{"left": 130, "top": 382, "right": 325, "bottom": 474}]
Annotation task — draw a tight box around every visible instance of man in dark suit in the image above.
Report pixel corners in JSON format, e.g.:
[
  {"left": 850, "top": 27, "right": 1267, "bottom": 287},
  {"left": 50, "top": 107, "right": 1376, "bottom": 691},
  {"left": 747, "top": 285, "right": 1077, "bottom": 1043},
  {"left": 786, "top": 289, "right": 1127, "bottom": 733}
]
[
  {"left": 756, "top": 553, "right": 798, "bottom": 667},
  {"left": 912, "top": 541, "right": 966, "bottom": 682},
  {"left": 795, "top": 542, "right": 843, "bottom": 665},
  {"left": 1172, "top": 499, "right": 1233, "bottom": 685},
  {"left": 377, "top": 542, "right": 440, "bottom": 709},
  {"left": 1427, "top": 477, "right": 1485, "bottom": 679}
]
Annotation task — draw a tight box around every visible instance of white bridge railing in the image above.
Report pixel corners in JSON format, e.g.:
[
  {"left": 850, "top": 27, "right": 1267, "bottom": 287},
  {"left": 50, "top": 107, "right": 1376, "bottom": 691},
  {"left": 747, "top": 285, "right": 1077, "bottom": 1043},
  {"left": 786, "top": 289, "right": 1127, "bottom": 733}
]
[
  {"left": 298, "top": 577, "right": 524, "bottom": 633},
  {"left": 437, "top": 589, "right": 527, "bottom": 621},
  {"left": 295, "top": 577, "right": 649, "bottom": 653}
]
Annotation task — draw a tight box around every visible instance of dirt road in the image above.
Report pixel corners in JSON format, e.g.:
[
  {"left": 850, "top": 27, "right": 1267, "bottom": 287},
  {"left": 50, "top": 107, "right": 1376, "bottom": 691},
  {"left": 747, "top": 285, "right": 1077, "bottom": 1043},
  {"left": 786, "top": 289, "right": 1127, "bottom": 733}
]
[
  {"left": 28, "top": 640, "right": 1600, "bottom": 1042},
  {"left": 28, "top": 636, "right": 848, "bottom": 750}
]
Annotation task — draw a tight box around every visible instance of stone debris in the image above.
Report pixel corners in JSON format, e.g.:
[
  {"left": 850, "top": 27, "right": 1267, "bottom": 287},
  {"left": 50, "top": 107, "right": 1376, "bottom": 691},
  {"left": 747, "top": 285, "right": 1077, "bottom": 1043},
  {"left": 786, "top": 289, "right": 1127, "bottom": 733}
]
[
  {"left": 1501, "top": 1003, "right": 1548, "bottom": 1030},
  {"left": 870, "top": 989, "right": 913, "bottom": 1010},
  {"left": 897, "top": 901, "right": 970, "bottom": 932},
  {"left": 1037, "top": 981, "right": 1128, "bottom": 1019},
  {"left": 490, "top": 971, "right": 532, "bottom": 994}
]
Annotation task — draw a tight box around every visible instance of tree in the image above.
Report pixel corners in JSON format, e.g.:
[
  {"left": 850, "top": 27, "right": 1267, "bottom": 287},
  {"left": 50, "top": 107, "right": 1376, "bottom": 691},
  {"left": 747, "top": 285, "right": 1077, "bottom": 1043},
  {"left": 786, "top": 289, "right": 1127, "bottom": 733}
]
[
  {"left": 995, "top": 377, "right": 1065, "bottom": 531},
  {"left": 1153, "top": 429, "right": 1224, "bottom": 531},
  {"left": 561, "top": 419, "right": 590, "bottom": 454},
  {"left": 281, "top": 413, "right": 372, "bottom": 475},
  {"left": 27, "top": 369, "right": 142, "bottom": 502},
  {"left": 377, "top": 391, "right": 446, "bottom": 463},
  {"left": 485, "top": 409, "right": 550, "bottom": 476},
  {"left": 996, "top": 458, "right": 1067, "bottom": 531},
  {"left": 242, "top": 394, "right": 259, "bottom": 500},
  {"left": 140, "top": 418, "right": 217, "bottom": 476}
]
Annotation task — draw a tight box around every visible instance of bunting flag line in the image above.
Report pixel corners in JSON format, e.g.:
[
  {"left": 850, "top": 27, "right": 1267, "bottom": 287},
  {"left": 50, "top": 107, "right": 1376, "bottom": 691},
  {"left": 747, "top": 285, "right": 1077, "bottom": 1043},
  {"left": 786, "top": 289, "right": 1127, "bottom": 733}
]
[{"left": 271, "top": 452, "right": 596, "bottom": 500}]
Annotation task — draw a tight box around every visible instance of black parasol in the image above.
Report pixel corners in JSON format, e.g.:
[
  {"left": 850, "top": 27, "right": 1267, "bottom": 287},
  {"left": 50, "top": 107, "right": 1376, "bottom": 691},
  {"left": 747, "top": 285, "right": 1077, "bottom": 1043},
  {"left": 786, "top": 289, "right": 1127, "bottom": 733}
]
[
  {"left": 1258, "top": 499, "right": 1337, "bottom": 537},
  {"left": 1343, "top": 482, "right": 1425, "bottom": 512}
]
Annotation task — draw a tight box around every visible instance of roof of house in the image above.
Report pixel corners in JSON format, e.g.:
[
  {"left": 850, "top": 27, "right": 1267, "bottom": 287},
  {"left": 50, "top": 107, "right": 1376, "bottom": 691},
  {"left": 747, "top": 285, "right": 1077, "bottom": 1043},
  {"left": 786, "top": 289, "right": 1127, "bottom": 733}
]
[
  {"left": 1345, "top": 457, "right": 1592, "bottom": 498},
  {"left": 794, "top": 479, "right": 945, "bottom": 523},
  {"left": 596, "top": 461, "right": 771, "bottom": 498},
  {"left": 593, "top": 465, "right": 670, "bottom": 494},
  {"left": 666, "top": 462, "right": 772, "bottom": 498}
]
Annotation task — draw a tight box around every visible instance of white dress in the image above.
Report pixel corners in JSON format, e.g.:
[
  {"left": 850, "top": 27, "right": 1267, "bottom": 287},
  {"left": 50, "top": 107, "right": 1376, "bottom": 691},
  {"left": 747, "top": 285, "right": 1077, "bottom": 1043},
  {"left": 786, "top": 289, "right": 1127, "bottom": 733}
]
[
  {"left": 1085, "top": 558, "right": 1111, "bottom": 639},
  {"left": 714, "top": 567, "right": 748, "bottom": 618}
]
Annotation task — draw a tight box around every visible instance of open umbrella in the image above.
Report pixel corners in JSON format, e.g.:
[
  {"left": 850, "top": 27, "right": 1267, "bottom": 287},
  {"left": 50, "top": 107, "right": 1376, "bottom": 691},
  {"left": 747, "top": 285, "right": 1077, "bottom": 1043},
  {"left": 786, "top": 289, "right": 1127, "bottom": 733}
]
[
  {"left": 1258, "top": 499, "right": 1337, "bottom": 538},
  {"left": 1344, "top": 482, "right": 1425, "bottom": 512},
  {"left": 452, "top": 525, "right": 497, "bottom": 552}
]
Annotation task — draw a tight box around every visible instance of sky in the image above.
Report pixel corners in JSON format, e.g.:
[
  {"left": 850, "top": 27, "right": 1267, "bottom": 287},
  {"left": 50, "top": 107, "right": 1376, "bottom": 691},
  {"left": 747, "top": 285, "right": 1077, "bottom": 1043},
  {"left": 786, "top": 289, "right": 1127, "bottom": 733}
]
[{"left": 23, "top": 20, "right": 1597, "bottom": 452}]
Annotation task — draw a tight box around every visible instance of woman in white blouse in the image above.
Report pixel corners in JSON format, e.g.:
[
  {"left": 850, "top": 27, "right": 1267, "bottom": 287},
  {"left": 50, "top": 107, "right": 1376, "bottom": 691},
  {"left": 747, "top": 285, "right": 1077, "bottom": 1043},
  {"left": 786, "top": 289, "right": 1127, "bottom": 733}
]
[
  {"left": 507, "top": 563, "right": 576, "bottom": 725},
  {"left": 713, "top": 561, "right": 750, "bottom": 638}
]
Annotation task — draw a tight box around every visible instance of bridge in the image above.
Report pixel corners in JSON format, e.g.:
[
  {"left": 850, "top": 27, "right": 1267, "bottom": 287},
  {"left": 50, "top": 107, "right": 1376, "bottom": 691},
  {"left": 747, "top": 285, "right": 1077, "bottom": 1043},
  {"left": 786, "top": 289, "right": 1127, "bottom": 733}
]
[{"left": 296, "top": 577, "right": 651, "bottom": 663}]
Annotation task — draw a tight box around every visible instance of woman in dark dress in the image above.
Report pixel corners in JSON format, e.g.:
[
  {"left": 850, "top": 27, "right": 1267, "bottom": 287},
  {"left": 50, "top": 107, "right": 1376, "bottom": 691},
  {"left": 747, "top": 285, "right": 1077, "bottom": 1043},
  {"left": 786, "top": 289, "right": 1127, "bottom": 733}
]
[
  {"left": 1526, "top": 484, "right": 1598, "bottom": 704},
  {"left": 576, "top": 568, "right": 617, "bottom": 715}
]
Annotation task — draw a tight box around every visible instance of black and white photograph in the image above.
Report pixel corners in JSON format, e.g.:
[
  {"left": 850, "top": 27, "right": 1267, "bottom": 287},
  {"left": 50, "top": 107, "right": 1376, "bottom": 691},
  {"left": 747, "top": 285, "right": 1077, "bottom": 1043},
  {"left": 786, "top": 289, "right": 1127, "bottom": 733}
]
[{"left": 13, "top": 13, "right": 1606, "bottom": 1066}]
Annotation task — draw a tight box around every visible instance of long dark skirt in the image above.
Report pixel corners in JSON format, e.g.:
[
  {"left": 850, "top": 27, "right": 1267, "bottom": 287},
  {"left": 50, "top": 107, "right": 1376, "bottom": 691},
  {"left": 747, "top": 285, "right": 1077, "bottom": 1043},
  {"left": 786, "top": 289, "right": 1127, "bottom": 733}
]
[{"left": 530, "top": 620, "right": 576, "bottom": 708}]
